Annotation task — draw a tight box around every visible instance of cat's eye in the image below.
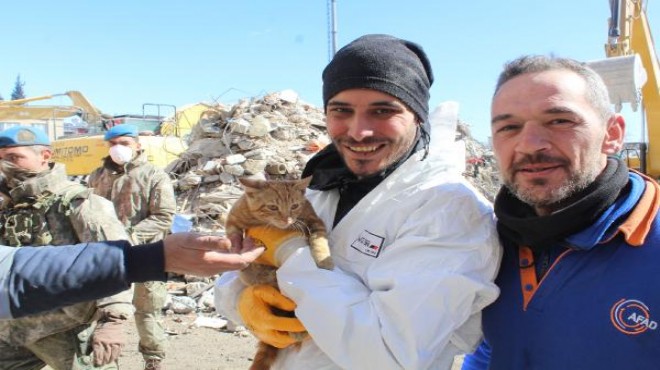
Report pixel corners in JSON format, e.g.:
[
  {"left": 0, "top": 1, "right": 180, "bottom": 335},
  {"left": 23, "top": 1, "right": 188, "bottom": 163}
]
[
  {"left": 291, "top": 204, "right": 300, "bottom": 210},
  {"left": 267, "top": 205, "right": 278, "bottom": 211}
]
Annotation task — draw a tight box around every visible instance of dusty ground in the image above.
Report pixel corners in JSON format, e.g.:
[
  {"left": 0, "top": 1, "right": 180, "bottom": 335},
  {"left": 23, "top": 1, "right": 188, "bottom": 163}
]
[
  {"left": 118, "top": 314, "right": 258, "bottom": 370},
  {"left": 118, "top": 313, "right": 464, "bottom": 370}
]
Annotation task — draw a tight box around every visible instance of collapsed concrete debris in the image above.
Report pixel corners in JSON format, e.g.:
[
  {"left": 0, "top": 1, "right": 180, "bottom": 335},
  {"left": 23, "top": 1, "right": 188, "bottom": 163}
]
[
  {"left": 166, "top": 90, "right": 330, "bottom": 234},
  {"left": 457, "top": 121, "right": 501, "bottom": 202}
]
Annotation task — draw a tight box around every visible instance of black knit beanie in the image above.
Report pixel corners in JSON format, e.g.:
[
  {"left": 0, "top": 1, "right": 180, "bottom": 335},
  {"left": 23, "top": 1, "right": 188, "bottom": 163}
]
[{"left": 322, "top": 34, "right": 434, "bottom": 123}]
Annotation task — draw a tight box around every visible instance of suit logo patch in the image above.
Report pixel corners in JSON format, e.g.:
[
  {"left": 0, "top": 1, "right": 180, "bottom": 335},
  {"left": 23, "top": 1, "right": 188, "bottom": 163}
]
[
  {"left": 350, "top": 230, "right": 384, "bottom": 258},
  {"left": 611, "top": 298, "right": 658, "bottom": 335}
]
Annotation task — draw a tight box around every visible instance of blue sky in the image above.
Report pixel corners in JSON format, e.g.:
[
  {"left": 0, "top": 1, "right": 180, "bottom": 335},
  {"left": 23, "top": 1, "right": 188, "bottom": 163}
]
[{"left": 1, "top": 1, "right": 657, "bottom": 142}]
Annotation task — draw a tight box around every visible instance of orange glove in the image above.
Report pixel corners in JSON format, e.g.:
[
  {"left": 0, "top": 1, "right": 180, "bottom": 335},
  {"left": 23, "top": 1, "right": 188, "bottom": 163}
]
[
  {"left": 247, "top": 227, "right": 307, "bottom": 267},
  {"left": 237, "top": 284, "right": 307, "bottom": 348}
]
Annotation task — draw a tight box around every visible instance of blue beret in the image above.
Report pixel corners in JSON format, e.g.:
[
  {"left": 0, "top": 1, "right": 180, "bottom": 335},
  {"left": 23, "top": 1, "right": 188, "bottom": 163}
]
[
  {"left": 104, "top": 124, "right": 138, "bottom": 141},
  {"left": 0, "top": 126, "right": 50, "bottom": 148}
]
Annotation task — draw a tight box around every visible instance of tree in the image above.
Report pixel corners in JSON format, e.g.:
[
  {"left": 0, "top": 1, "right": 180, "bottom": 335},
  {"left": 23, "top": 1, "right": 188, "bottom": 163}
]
[{"left": 11, "top": 75, "right": 26, "bottom": 100}]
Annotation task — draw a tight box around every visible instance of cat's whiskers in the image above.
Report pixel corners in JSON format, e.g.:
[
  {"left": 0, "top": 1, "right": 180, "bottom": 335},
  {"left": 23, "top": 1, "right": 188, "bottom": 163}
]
[{"left": 292, "top": 220, "right": 311, "bottom": 235}]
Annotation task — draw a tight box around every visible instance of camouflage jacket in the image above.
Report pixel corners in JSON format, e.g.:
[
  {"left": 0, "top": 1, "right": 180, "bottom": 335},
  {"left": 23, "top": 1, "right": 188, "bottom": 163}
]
[
  {"left": 88, "top": 150, "right": 175, "bottom": 244},
  {"left": 0, "top": 163, "right": 133, "bottom": 345}
]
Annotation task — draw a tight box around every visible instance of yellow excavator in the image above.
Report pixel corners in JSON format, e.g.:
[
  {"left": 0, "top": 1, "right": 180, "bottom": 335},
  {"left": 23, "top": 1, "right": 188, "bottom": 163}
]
[
  {"left": 0, "top": 91, "right": 112, "bottom": 139},
  {"left": 0, "top": 91, "right": 191, "bottom": 176},
  {"left": 588, "top": 0, "right": 660, "bottom": 177}
]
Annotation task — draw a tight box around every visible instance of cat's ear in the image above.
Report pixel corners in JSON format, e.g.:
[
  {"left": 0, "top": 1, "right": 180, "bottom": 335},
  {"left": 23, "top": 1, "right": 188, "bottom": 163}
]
[{"left": 239, "top": 177, "right": 268, "bottom": 191}]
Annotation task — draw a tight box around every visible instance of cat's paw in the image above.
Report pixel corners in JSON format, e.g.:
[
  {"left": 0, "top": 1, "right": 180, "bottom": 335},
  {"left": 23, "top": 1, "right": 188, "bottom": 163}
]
[
  {"left": 289, "top": 331, "right": 309, "bottom": 341},
  {"left": 316, "top": 256, "right": 335, "bottom": 271}
]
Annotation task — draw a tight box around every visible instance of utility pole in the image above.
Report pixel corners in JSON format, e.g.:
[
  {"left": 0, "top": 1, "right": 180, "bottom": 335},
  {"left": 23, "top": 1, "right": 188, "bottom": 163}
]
[{"left": 328, "top": 0, "right": 338, "bottom": 60}]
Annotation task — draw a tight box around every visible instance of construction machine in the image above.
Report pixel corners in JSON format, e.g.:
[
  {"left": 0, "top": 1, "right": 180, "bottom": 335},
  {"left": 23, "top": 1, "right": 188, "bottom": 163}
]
[
  {"left": 587, "top": 0, "right": 660, "bottom": 177},
  {"left": 0, "top": 91, "right": 112, "bottom": 140},
  {"left": 0, "top": 91, "right": 189, "bottom": 176}
]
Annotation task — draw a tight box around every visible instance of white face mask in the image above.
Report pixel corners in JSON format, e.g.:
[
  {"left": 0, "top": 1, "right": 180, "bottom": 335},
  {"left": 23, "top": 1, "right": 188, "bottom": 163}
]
[{"left": 109, "top": 145, "right": 133, "bottom": 165}]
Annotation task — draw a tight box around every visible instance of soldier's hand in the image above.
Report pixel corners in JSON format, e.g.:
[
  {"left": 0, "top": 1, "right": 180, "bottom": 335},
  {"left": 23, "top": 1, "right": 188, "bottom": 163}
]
[
  {"left": 91, "top": 314, "right": 126, "bottom": 366},
  {"left": 163, "top": 232, "right": 265, "bottom": 276}
]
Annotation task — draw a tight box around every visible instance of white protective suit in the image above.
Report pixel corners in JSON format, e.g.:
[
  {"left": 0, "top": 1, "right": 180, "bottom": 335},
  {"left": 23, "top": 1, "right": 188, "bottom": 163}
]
[{"left": 215, "top": 149, "right": 502, "bottom": 370}]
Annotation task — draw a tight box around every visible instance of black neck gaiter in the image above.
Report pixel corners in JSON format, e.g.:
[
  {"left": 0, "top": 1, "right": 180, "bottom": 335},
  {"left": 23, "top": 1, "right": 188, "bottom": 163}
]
[{"left": 495, "top": 157, "right": 630, "bottom": 252}]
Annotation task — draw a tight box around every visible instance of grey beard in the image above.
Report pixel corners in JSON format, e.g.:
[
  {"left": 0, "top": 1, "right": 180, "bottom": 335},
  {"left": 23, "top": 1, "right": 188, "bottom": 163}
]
[{"left": 504, "top": 167, "right": 599, "bottom": 213}]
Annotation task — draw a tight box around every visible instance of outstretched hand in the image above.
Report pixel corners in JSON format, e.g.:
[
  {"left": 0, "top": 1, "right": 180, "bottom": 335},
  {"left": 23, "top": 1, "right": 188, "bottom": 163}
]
[{"left": 163, "top": 232, "right": 265, "bottom": 276}]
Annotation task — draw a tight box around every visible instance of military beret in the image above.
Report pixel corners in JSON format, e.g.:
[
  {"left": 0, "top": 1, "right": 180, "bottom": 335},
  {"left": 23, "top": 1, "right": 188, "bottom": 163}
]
[
  {"left": 0, "top": 126, "right": 51, "bottom": 148},
  {"left": 104, "top": 124, "right": 138, "bottom": 141}
]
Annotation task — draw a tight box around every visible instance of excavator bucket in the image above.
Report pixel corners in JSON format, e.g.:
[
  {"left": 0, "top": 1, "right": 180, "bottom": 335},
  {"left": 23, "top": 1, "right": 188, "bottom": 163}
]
[
  {"left": 586, "top": 54, "right": 648, "bottom": 112},
  {"left": 587, "top": 54, "right": 650, "bottom": 174}
]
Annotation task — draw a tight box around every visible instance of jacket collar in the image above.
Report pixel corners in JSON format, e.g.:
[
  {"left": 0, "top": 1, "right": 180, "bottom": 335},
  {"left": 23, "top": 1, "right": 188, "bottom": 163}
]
[
  {"left": 9, "top": 163, "right": 73, "bottom": 200},
  {"left": 566, "top": 171, "right": 660, "bottom": 249}
]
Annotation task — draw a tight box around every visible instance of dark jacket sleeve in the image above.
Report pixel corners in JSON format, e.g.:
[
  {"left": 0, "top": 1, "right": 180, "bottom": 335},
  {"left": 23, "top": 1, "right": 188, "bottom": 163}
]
[{"left": 0, "top": 240, "right": 166, "bottom": 319}]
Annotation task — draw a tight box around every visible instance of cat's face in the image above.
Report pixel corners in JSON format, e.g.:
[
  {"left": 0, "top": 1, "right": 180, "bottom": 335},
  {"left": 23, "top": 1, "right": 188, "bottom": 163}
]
[{"left": 240, "top": 177, "right": 311, "bottom": 229}]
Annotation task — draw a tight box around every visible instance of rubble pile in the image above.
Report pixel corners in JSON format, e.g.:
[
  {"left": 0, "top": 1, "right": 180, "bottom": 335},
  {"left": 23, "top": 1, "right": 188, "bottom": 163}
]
[
  {"left": 164, "top": 277, "right": 216, "bottom": 315},
  {"left": 160, "top": 276, "right": 247, "bottom": 334},
  {"left": 457, "top": 121, "right": 501, "bottom": 201},
  {"left": 166, "top": 90, "right": 330, "bottom": 234}
]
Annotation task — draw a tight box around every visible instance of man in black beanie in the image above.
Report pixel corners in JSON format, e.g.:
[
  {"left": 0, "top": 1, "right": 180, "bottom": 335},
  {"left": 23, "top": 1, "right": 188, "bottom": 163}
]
[
  {"left": 309, "top": 34, "right": 436, "bottom": 224},
  {"left": 215, "top": 34, "right": 501, "bottom": 369}
]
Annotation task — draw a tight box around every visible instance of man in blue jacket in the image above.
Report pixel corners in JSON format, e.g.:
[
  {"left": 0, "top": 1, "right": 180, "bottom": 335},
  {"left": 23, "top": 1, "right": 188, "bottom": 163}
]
[
  {"left": 462, "top": 55, "right": 660, "bottom": 369},
  {"left": 0, "top": 232, "right": 264, "bottom": 320}
]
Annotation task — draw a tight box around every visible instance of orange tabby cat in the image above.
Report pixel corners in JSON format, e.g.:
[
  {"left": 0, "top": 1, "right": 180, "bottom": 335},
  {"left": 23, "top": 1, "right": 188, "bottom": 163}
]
[{"left": 225, "top": 176, "right": 333, "bottom": 370}]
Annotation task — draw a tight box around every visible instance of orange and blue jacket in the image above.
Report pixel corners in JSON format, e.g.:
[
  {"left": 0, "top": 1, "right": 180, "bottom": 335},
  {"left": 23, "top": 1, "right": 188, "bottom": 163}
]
[{"left": 463, "top": 171, "right": 660, "bottom": 370}]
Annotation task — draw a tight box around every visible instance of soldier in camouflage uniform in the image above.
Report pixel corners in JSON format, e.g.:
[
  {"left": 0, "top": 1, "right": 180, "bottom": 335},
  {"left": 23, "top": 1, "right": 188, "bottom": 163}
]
[
  {"left": 88, "top": 124, "right": 176, "bottom": 370},
  {"left": 0, "top": 126, "right": 134, "bottom": 370}
]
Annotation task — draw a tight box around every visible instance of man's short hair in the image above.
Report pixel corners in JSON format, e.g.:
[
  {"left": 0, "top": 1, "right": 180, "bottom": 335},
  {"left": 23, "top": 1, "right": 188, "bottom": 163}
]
[{"left": 494, "top": 55, "right": 613, "bottom": 120}]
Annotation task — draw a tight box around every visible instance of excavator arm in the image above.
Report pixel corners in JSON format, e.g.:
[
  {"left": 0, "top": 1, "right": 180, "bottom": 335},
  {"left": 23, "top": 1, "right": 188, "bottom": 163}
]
[
  {"left": 625, "top": 1, "right": 660, "bottom": 177},
  {"left": 0, "top": 90, "right": 188, "bottom": 176},
  {"left": 0, "top": 92, "right": 68, "bottom": 107},
  {"left": 601, "top": 0, "right": 660, "bottom": 177},
  {"left": 0, "top": 105, "right": 84, "bottom": 121},
  {"left": 0, "top": 90, "right": 111, "bottom": 128}
]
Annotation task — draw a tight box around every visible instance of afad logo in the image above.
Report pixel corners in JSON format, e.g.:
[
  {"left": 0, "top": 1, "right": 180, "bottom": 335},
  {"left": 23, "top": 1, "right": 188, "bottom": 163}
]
[{"left": 610, "top": 298, "right": 658, "bottom": 335}]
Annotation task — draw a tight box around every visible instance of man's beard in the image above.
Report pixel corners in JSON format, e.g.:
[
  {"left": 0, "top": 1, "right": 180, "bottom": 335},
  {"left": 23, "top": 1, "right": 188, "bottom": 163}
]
[
  {"left": 333, "top": 131, "right": 416, "bottom": 178},
  {"left": 503, "top": 152, "right": 601, "bottom": 212}
]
